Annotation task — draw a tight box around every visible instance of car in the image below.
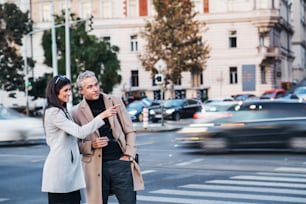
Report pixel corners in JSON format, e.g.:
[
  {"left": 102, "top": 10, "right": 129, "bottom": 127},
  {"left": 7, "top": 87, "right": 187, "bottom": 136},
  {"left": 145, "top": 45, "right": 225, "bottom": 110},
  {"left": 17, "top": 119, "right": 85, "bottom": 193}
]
[
  {"left": 260, "top": 89, "right": 286, "bottom": 100},
  {"left": 193, "top": 101, "right": 239, "bottom": 121},
  {"left": 149, "top": 98, "right": 202, "bottom": 122},
  {"left": 292, "top": 86, "right": 306, "bottom": 101},
  {"left": 204, "top": 97, "right": 234, "bottom": 104},
  {"left": 126, "top": 98, "right": 160, "bottom": 122},
  {"left": 0, "top": 105, "right": 45, "bottom": 143},
  {"left": 177, "top": 100, "right": 306, "bottom": 152},
  {"left": 232, "top": 93, "right": 256, "bottom": 101}
]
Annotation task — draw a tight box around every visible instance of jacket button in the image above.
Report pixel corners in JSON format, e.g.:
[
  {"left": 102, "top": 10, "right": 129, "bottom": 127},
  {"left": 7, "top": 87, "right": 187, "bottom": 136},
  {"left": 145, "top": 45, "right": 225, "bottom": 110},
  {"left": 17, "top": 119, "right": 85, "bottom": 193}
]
[
  {"left": 98, "top": 154, "right": 101, "bottom": 157},
  {"left": 98, "top": 173, "right": 100, "bottom": 177}
]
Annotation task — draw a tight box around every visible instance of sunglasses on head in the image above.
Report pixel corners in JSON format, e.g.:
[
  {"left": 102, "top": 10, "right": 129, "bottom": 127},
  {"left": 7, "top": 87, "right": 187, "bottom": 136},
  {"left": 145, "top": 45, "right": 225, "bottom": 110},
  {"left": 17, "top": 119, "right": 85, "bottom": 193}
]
[{"left": 55, "top": 75, "right": 67, "bottom": 84}]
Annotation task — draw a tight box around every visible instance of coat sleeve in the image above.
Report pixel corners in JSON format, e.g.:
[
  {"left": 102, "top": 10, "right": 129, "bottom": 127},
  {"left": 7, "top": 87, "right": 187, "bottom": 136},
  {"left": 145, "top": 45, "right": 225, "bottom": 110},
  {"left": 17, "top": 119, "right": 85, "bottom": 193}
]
[{"left": 47, "top": 108, "right": 104, "bottom": 140}]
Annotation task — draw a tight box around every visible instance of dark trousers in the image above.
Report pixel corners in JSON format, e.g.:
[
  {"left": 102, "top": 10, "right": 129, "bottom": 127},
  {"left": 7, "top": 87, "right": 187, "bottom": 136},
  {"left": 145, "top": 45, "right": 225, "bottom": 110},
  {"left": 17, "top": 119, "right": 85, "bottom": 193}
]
[
  {"left": 48, "top": 190, "right": 81, "bottom": 204},
  {"left": 102, "top": 160, "right": 136, "bottom": 204}
]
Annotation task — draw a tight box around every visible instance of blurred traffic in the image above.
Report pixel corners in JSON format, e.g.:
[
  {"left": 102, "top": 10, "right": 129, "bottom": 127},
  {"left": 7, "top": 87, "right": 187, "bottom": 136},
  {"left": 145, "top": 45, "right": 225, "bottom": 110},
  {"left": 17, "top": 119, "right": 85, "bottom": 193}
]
[
  {"left": 0, "top": 105, "right": 45, "bottom": 143},
  {"left": 176, "top": 100, "right": 306, "bottom": 153}
]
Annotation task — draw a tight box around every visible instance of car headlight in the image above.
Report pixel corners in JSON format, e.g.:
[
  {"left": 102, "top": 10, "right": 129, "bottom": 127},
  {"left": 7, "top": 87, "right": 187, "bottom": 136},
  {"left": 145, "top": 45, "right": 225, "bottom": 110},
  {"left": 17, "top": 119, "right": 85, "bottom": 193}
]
[
  {"left": 149, "top": 110, "right": 155, "bottom": 114},
  {"left": 165, "top": 108, "right": 175, "bottom": 114},
  {"left": 128, "top": 110, "right": 137, "bottom": 115},
  {"left": 177, "top": 127, "right": 208, "bottom": 134}
]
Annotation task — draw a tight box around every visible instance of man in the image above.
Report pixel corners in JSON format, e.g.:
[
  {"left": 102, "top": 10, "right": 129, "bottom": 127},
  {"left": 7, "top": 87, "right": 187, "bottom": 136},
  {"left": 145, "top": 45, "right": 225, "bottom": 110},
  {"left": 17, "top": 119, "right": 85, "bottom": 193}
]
[{"left": 71, "top": 70, "right": 144, "bottom": 204}]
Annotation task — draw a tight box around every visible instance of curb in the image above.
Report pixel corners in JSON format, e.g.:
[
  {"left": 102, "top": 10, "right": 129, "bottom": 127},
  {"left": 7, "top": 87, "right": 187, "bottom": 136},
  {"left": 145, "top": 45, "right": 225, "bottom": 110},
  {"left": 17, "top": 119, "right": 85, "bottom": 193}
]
[{"left": 135, "top": 126, "right": 182, "bottom": 133}]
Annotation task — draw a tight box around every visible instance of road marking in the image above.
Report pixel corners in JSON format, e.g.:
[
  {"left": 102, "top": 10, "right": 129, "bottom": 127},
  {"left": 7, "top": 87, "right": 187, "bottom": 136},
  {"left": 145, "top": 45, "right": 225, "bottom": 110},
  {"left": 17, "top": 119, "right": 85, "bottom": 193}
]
[
  {"left": 137, "top": 195, "right": 257, "bottom": 204},
  {"left": 231, "top": 175, "right": 306, "bottom": 183},
  {"left": 176, "top": 158, "right": 204, "bottom": 166},
  {"left": 182, "top": 184, "right": 306, "bottom": 195},
  {"left": 0, "top": 198, "right": 9, "bottom": 202},
  {"left": 275, "top": 167, "right": 306, "bottom": 173},
  {"left": 141, "top": 170, "right": 156, "bottom": 175},
  {"left": 256, "top": 171, "right": 306, "bottom": 177},
  {"left": 152, "top": 189, "right": 306, "bottom": 203},
  {"left": 207, "top": 180, "right": 306, "bottom": 188}
]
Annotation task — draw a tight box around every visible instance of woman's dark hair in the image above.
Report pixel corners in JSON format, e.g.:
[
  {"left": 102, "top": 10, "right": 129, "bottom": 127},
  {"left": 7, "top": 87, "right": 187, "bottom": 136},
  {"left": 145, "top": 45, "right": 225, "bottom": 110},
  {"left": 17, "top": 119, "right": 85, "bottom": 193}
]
[{"left": 45, "top": 75, "right": 71, "bottom": 110}]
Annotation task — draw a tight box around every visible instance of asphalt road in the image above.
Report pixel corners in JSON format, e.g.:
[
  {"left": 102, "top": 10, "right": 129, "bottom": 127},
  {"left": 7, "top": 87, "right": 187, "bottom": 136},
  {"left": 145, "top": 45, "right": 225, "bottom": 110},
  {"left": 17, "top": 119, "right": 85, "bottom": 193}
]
[{"left": 0, "top": 129, "right": 306, "bottom": 204}]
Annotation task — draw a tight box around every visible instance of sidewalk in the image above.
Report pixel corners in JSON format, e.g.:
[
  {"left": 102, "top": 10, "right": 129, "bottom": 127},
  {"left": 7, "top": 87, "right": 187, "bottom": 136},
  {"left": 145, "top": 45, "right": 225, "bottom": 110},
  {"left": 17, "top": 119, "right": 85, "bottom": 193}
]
[{"left": 133, "top": 120, "right": 190, "bottom": 133}]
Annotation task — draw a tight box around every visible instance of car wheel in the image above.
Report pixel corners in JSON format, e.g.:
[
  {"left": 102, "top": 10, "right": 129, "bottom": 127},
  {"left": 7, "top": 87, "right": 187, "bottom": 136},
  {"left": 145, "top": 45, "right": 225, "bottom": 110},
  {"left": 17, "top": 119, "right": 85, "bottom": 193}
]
[
  {"left": 289, "top": 137, "right": 306, "bottom": 152},
  {"left": 138, "top": 113, "right": 143, "bottom": 122},
  {"left": 173, "top": 112, "right": 180, "bottom": 121}
]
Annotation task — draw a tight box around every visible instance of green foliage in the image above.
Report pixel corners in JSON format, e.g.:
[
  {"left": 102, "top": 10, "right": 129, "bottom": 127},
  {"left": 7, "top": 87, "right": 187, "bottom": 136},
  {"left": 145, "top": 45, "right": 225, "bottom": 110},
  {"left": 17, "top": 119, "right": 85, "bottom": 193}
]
[
  {"left": 139, "top": 0, "right": 210, "bottom": 83},
  {"left": 42, "top": 12, "right": 121, "bottom": 104},
  {"left": 0, "top": 3, "right": 33, "bottom": 91}
]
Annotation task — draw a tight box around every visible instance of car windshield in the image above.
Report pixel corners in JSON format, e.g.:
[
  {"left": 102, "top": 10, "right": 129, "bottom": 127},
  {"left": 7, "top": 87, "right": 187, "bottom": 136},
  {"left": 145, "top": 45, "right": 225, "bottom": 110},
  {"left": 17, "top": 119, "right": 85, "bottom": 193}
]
[
  {"left": 163, "top": 100, "right": 183, "bottom": 108},
  {"left": 0, "top": 106, "right": 23, "bottom": 119},
  {"left": 294, "top": 88, "right": 306, "bottom": 94}
]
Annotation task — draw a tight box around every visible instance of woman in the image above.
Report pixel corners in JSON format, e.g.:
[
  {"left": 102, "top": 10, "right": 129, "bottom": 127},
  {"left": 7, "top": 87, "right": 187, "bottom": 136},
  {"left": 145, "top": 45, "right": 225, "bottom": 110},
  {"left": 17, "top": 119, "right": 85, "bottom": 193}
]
[{"left": 41, "top": 75, "right": 119, "bottom": 204}]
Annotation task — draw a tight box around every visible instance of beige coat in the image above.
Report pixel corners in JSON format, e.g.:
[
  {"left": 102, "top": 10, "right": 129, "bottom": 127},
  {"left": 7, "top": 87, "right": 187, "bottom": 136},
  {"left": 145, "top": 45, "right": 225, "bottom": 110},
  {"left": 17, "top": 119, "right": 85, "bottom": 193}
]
[{"left": 71, "top": 93, "right": 144, "bottom": 204}]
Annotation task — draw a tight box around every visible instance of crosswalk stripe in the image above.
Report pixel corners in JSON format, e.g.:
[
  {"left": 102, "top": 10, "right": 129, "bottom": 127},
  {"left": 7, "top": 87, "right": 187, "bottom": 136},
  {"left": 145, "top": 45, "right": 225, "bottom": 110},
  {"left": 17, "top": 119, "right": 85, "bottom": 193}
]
[
  {"left": 137, "top": 195, "right": 257, "bottom": 204},
  {"left": 181, "top": 184, "right": 306, "bottom": 195},
  {"left": 0, "top": 198, "right": 9, "bottom": 202},
  {"left": 275, "top": 167, "right": 306, "bottom": 173},
  {"left": 256, "top": 172, "right": 306, "bottom": 178},
  {"left": 207, "top": 180, "right": 306, "bottom": 188},
  {"left": 141, "top": 170, "right": 156, "bottom": 175},
  {"left": 231, "top": 175, "right": 306, "bottom": 183},
  {"left": 151, "top": 189, "right": 306, "bottom": 203},
  {"left": 176, "top": 158, "right": 204, "bottom": 166}
]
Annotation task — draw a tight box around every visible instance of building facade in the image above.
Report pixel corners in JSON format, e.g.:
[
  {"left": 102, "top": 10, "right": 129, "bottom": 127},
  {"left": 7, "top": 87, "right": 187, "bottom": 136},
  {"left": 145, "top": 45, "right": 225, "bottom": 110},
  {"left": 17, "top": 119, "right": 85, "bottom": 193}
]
[{"left": 6, "top": 0, "right": 306, "bottom": 104}]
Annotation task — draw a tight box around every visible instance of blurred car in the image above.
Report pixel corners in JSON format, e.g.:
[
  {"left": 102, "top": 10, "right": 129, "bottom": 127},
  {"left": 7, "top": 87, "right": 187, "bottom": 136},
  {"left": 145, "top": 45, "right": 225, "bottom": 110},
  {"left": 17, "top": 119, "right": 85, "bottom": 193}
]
[
  {"left": 260, "top": 89, "right": 286, "bottom": 100},
  {"left": 149, "top": 98, "right": 202, "bottom": 122},
  {"left": 204, "top": 97, "right": 234, "bottom": 104},
  {"left": 0, "top": 105, "right": 45, "bottom": 143},
  {"left": 126, "top": 98, "right": 160, "bottom": 122},
  {"left": 177, "top": 100, "right": 306, "bottom": 152},
  {"left": 232, "top": 93, "right": 256, "bottom": 101},
  {"left": 193, "top": 101, "right": 239, "bottom": 121},
  {"left": 292, "top": 86, "right": 306, "bottom": 101}
]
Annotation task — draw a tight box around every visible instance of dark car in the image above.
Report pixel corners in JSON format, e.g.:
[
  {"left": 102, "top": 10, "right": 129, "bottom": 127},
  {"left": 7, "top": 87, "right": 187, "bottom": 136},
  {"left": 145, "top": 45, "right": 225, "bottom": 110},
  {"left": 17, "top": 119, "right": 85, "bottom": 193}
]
[
  {"left": 126, "top": 99, "right": 160, "bottom": 122},
  {"left": 149, "top": 98, "right": 202, "bottom": 122},
  {"left": 177, "top": 100, "right": 306, "bottom": 152}
]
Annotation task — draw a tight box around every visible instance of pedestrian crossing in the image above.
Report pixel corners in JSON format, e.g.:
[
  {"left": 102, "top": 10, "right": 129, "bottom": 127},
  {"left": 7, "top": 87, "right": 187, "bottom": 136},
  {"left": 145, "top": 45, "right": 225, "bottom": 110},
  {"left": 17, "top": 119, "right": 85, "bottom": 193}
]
[{"left": 135, "top": 167, "right": 306, "bottom": 204}]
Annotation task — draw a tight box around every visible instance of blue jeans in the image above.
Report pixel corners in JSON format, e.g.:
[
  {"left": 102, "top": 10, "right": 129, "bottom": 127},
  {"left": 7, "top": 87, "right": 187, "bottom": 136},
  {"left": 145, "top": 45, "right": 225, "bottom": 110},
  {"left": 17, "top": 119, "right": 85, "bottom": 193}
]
[{"left": 102, "top": 160, "right": 136, "bottom": 204}]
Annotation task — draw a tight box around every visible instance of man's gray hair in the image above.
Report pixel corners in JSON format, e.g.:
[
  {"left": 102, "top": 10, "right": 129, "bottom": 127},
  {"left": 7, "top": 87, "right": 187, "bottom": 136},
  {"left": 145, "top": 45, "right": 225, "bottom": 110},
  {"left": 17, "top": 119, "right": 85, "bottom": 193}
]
[{"left": 76, "top": 70, "right": 96, "bottom": 89}]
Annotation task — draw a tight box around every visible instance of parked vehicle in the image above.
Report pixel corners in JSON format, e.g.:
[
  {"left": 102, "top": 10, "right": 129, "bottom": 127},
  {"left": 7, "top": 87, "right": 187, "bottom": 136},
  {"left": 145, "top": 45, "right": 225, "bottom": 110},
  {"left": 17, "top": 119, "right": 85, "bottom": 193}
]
[
  {"left": 0, "top": 105, "right": 45, "bottom": 143},
  {"left": 204, "top": 97, "right": 234, "bottom": 104},
  {"left": 149, "top": 98, "right": 202, "bottom": 122},
  {"left": 126, "top": 98, "right": 160, "bottom": 122},
  {"left": 292, "top": 86, "right": 306, "bottom": 101},
  {"left": 232, "top": 93, "right": 256, "bottom": 101},
  {"left": 177, "top": 100, "right": 306, "bottom": 152},
  {"left": 260, "top": 89, "right": 286, "bottom": 100}
]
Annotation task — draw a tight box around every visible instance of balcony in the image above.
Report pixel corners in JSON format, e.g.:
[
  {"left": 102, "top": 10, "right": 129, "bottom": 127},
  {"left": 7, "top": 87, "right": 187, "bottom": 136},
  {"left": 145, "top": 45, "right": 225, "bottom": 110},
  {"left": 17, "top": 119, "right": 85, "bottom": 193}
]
[{"left": 257, "top": 46, "right": 280, "bottom": 63}]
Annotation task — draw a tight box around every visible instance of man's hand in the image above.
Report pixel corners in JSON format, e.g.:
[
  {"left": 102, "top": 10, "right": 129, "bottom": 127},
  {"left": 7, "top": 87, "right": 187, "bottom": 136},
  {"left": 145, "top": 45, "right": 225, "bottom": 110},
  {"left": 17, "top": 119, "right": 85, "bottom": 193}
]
[{"left": 92, "top": 136, "right": 109, "bottom": 149}]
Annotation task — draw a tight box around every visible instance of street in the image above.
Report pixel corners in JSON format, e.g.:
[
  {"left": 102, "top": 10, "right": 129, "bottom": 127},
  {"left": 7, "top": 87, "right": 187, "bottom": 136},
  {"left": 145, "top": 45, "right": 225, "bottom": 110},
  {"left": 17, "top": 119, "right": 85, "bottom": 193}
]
[{"left": 0, "top": 125, "right": 306, "bottom": 204}]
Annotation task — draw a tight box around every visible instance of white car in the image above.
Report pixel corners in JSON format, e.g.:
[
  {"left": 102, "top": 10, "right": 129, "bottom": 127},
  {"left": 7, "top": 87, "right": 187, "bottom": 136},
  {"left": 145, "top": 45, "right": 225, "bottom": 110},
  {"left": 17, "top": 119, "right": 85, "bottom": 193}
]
[{"left": 0, "top": 105, "right": 45, "bottom": 143}]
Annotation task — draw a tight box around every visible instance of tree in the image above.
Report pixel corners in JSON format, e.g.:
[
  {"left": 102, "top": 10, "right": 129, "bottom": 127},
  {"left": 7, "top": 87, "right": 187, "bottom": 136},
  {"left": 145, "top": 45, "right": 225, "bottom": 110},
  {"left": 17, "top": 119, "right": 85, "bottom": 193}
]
[
  {"left": 41, "top": 12, "right": 121, "bottom": 104},
  {"left": 139, "top": 0, "right": 210, "bottom": 96},
  {"left": 0, "top": 3, "right": 33, "bottom": 91}
]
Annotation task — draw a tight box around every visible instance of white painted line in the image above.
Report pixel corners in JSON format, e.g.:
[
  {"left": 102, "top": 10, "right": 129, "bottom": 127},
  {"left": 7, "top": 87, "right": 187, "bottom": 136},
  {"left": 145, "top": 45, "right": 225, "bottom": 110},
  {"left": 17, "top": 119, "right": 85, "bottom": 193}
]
[
  {"left": 141, "top": 170, "right": 156, "bottom": 175},
  {"left": 137, "top": 195, "right": 257, "bottom": 204},
  {"left": 231, "top": 175, "right": 306, "bottom": 183},
  {"left": 0, "top": 198, "right": 9, "bottom": 202},
  {"left": 256, "top": 172, "right": 306, "bottom": 178},
  {"left": 176, "top": 158, "right": 204, "bottom": 166},
  {"left": 275, "top": 167, "right": 306, "bottom": 173},
  {"left": 152, "top": 189, "right": 306, "bottom": 203},
  {"left": 181, "top": 184, "right": 306, "bottom": 195},
  {"left": 207, "top": 180, "right": 306, "bottom": 188}
]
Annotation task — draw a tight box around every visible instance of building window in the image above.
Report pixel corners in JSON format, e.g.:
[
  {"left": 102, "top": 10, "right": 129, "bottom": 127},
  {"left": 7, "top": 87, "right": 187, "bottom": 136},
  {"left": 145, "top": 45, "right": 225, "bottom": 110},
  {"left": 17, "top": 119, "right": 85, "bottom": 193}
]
[
  {"left": 41, "top": 3, "right": 51, "bottom": 22},
  {"left": 229, "top": 67, "right": 238, "bottom": 84},
  {"left": 229, "top": 30, "right": 237, "bottom": 48},
  {"left": 101, "top": 0, "right": 111, "bottom": 18},
  {"left": 203, "top": 0, "right": 209, "bottom": 13},
  {"left": 128, "top": 0, "right": 138, "bottom": 17},
  {"left": 174, "top": 78, "right": 182, "bottom": 86},
  {"left": 79, "top": 1, "right": 91, "bottom": 19},
  {"left": 130, "top": 35, "right": 138, "bottom": 52},
  {"left": 131, "top": 70, "right": 139, "bottom": 87},
  {"left": 191, "top": 72, "right": 202, "bottom": 87},
  {"left": 301, "top": 0, "right": 306, "bottom": 24},
  {"left": 103, "top": 36, "right": 111, "bottom": 48},
  {"left": 260, "top": 65, "right": 267, "bottom": 84}
]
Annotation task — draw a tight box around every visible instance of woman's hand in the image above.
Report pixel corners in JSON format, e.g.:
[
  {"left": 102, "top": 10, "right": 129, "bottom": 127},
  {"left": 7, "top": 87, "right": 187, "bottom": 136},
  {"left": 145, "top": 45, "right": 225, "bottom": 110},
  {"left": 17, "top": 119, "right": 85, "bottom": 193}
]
[{"left": 100, "top": 104, "right": 120, "bottom": 119}]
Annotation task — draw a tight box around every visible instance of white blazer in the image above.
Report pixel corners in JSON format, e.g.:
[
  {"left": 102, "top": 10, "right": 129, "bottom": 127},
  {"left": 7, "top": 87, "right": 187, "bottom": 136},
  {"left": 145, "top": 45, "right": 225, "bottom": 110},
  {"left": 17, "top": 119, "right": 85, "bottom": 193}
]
[{"left": 41, "top": 107, "right": 104, "bottom": 193}]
